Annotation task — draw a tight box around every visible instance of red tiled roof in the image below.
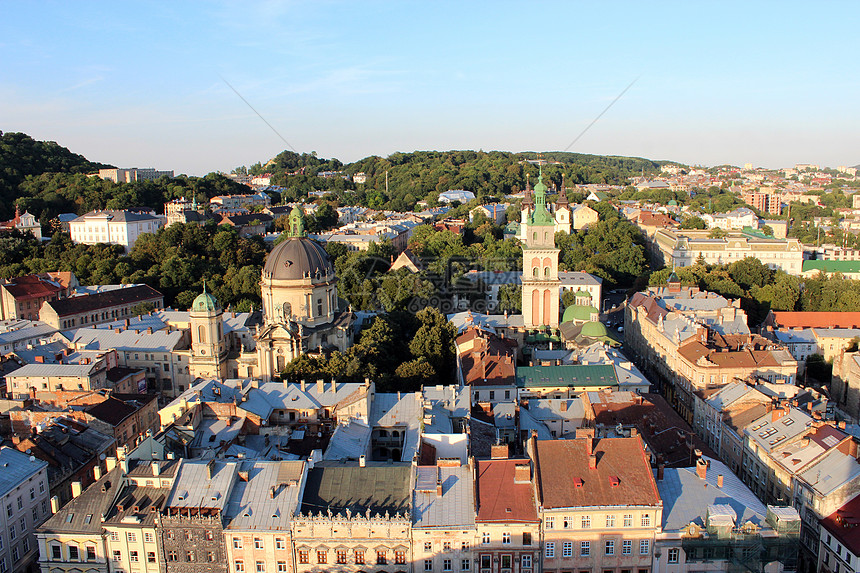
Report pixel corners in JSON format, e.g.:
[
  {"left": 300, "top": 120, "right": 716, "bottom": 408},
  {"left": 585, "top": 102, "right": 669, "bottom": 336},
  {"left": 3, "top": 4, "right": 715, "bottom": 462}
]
[
  {"left": 821, "top": 495, "right": 860, "bottom": 556},
  {"left": 769, "top": 311, "right": 860, "bottom": 329},
  {"left": 2, "top": 275, "right": 64, "bottom": 301},
  {"left": 535, "top": 436, "right": 661, "bottom": 509},
  {"left": 475, "top": 458, "right": 539, "bottom": 523}
]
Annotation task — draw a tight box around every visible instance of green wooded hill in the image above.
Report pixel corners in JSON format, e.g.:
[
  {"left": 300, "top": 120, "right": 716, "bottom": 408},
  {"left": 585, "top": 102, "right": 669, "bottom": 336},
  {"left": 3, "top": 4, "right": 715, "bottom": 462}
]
[{"left": 265, "top": 149, "right": 660, "bottom": 210}]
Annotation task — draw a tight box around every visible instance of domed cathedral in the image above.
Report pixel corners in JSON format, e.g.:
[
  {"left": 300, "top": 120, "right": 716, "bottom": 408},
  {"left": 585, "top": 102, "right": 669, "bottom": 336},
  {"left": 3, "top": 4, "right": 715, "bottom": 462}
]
[
  {"left": 520, "top": 169, "right": 562, "bottom": 329},
  {"left": 189, "top": 283, "right": 229, "bottom": 379},
  {"left": 255, "top": 207, "right": 354, "bottom": 381}
]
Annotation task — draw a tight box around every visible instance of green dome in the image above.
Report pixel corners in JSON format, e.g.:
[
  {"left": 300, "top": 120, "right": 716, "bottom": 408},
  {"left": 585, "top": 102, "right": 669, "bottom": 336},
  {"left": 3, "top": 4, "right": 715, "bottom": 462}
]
[
  {"left": 581, "top": 320, "right": 609, "bottom": 338},
  {"left": 562, "top": 304, "right": 599, "bottom": 323},
  {"left": 574, "top": 289, "right": 591, "bottom": 298},
  {"left": 668, "top": 199, "right": 678, "bottom": 206},
  {"left": 192, "top": 285, "right": 219, "bottom": 313}
]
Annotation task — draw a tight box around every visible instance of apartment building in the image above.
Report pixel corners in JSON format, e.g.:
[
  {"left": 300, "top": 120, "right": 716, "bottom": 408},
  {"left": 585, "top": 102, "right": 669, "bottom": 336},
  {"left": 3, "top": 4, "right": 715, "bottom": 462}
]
[
  {"left": 652, "top": 229, "right": 802, "bottom": 274},
  {"left": 474, "top": 449, "right": 541, "bottom": 573},
  {"left": 0, "top": 273, "right": 75, "bottom": 321},
  {"left": 40, "top": 284, "right": 164, "bottom": 330},
  {"left": 530, "top": 431, "right": 663, "bottom": 573},
  {"left": 412, "top": 461, "right": 476, "bottom": 573},
  {"left": 69, "top": 209, "right": 165, "bottom": 252},
  {"left": 98, "top": 168, "right": 174, "bottom": 183},
  {"left": 224, "top": 461, "right": 306, "bottom": 573},
  {"left": 0, "top": 448, "right": 50, "bottom": 573}
]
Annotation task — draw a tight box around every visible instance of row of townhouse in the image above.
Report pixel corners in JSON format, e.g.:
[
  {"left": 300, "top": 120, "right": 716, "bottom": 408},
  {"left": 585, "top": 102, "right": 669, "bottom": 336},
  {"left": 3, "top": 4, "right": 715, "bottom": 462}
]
[
  {"left": 625, "top": 283, "right": 797, "bottom": 424},
  {"left": 38, "top": 431, "right": 801, "bottom": 573}
]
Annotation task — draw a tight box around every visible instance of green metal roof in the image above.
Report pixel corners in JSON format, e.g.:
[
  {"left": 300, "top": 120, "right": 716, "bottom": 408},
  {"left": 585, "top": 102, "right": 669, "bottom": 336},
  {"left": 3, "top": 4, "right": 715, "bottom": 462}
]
[
  {"left": 516, "top": 364, "right": 619, "bottom": 388},
  {"left": 802, "top": 259, "right": 860, "bottom": 274},
  {"left": 562, "top": 304, "right": 599, "bottom": 323}
]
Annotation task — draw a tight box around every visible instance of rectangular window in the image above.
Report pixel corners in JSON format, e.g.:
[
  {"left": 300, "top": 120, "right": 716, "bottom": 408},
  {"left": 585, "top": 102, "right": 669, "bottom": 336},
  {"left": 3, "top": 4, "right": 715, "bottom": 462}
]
[
  {"left": 624, "top": 514, "right": 633, "bottom": 527},
  {"left": 254, "top": 538, "right": 263, "bottom": 549},
  {"left": 256, "top": 561, "right": 265, "bottom": 573},
  {"left": 546, "top": 516, "right": 555, "bottom": 529},
  {"left": 444, "top": 558, "right": 453, "bottom": 571},
  {"left": 482, "top": 555, "right": 492, "bottom": 570},
  {"left": 235, "top": 560, "right": 245, "bottom": 572},
  {"left": 640, "top": 540, "right": 650, "bottom": 555},
  {"left": 444, "top": 541, "right": 452, "bottom": 552},
  {"left": 278, "top": 562, "right": 287, "bottom": 573},
  {"left": 641, "top": 514, "right": 651, "bottom": 527},
  {"left": 127, "top": 532, "right": 137, "bottom": 543},
  {"left": 523, "top": 532, "right": 532, "bottom": 545},
  {"left": 336, "top": 550, "right": 347, "bottom": 564},
  {"left": 607, "top": 514, "right": 616, "bottom": 528},
  {"left": 113, "top": 550, "right": 122, "bottom": 562},
  {"left": 563, "top": 542, "right": 573, "bottom": 557},
  {"left": 581, "top": 541, "right": 591, "bottom": 557},
  {"left": 298, "top": 551, "right": 309, "bottom": 564},
  {"left": 582, "top": 515, "right": 591, "bottom": 528},
  {"left": 546, "top": 542, "right": 556, "bottom": 559},
  {"left": 501, "top": 555, "right": 512, "bottom": 569},
  {"left": 605, "top": 541, "right": 615, "bottom": 556},
  {"left": 186, "top": 551, "right": 195, "bottom": 562},
  {"left": 233, "top": 537, "right": 243, "bottom": 549},
  {"left": 130, "top": 550, "right": 139, "bottom": 562},
  {"left": 502, "top": 532, "right": 511, "bottom": 544},
  {"left": 425, "top": 559, "right": 433, "bottom": 571},
  {"left": 87, "top": 546, "right": 96, "bottom": 561},
  {"left": 377, "top": 550, "right": 387, "bottom": 565},
  {"left": 148, "top": 551, "right": 156, "bottom": 563},
  {"left": 483, "top": 532, "right": 490, "bottom": 544},
  {"left": 317, "top": 551, "right": 327, "bottom": 564},
  {"left": 622, "top": 540, "right": 632, "bottom": 555},
  {"left": 355, "top": 550, "right": 365, "bottom": 564},
  {"left": 668, "top": 548, "right": 679, "bottom": 563},
  {"left": 145, "top": 532, "right": 154, "bottom": 543},
  {"left": 276, "top": 538, "right": 285, "bottom": 550},
  {"left": 67, "top": 545, "right": 79, "bottom": 561},
  {"left": 522, "top": 555, "right": 532, "bottom": 569},
  {"left": 396, "top": 551, "right": 406, "bottom": 565},
  {"left": 51, "top": 545, "right": 61, "bottom": 560},
  {"left": 425, "top": 542, "right": 433, "bottom": 552},
  {"left": 462, "top": 558, "right": 472, "bottom": 571},
  {"left": 8, "top": 526, "right": 13, "bottom": 541}
]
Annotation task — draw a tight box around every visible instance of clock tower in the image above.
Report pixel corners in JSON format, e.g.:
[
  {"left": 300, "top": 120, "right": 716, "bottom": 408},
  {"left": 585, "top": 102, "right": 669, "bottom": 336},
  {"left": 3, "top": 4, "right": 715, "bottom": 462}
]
[{"left": 521, "top": 168, "right": 561, "bottom": 329}]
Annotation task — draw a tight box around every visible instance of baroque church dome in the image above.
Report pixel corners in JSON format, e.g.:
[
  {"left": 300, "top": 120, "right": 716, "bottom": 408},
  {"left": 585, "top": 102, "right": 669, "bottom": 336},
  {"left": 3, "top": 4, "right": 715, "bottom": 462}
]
[{"left": 262, "top": 207, "right": 334, "bottom": 282}]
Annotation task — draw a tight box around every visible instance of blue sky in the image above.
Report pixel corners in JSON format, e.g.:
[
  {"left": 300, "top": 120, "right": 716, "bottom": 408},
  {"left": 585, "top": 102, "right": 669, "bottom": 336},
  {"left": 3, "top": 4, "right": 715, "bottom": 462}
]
[{"left": 2, "top": 1, "right": 859, "bottom": 175}]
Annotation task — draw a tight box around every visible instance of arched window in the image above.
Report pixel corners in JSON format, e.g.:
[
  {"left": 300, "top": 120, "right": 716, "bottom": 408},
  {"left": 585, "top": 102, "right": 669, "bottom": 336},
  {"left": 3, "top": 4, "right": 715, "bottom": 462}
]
[
  {"left": 544, "top": 232, "right": 548, "bottom": 242},
  {"left": 545, "top": 267, "right": 550, "bottom": 277},
  {"left": 533, "top": 232, "right": 537, "bottom": 241},
  {"left": 197, "top": 325, "right": 206, "bottom": 343},
  {"left": 533, "top": 267, "right": 539, "bottom": 278}
]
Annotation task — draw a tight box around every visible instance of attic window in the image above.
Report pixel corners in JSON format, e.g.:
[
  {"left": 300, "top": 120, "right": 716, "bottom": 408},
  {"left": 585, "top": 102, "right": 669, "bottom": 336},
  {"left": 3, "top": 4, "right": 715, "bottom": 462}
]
[
  {"left": 782, "top": 418, "right": 794, "bottom": 426},
  {"left": 84, "top": 514, "right": 93, "bottom": 524},
  {"left": 66, "top": 513, "right": 74, "bottom": 523},
  {"left": 609, "top": 476, "right": 620, "bottom": 487},
  {"left": 573, "top": 478, "right": 583, "bottom": 488}
]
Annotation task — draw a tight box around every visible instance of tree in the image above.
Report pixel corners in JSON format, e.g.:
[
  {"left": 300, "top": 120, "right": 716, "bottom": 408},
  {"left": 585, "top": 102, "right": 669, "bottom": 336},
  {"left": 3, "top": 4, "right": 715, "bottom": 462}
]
[
  {"left": 680, "top": 216, "right": 706, "bottom": 230},
  {"left": 729, "top": 257, "right": 772, "bottom": 291},
  {"left": 409, "top": 307, "right": 457, "bottom": 378},
  {"left": 498, "top": 284, "right": 522, "bottom": 313}
]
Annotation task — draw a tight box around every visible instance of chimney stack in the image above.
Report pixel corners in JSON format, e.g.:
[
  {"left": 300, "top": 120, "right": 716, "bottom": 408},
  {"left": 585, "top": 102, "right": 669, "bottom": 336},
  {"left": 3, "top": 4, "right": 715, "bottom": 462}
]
[
  {"left": 359, "top": 455, "right": 366, "bottom": 468},
  {"left": 514, "top": 463, "right": 531, "bottom": 484},
  {"left": 71, "top": 481, "right": 82, "bottom": 498},
  {"left": 717, "top": 474, "right": 724, "bottom": 488},
  {"left": 436, "top": 479, "right": 443, "bottom": 497},
  {"left": 657, "top": 461, "right": 665, "bottom": 481},
  {"left": 300, "top": 379, "right": 306, "bottom": 392},
  {"left": 588, "top": 453, "right": 597, "bottom": 469},
  {"left": 106, "top": 457, "right": 117, "bottom": 472},
  {"left": 696, "top": 457, "right": 708, "bottom": 480},
  {"left": 490, "top": 444, "right": 509, "bottom": 460},
  {"left": 153, "top": 461, "right": 160, "bottom": 476},
  {"left": 316, "top": 379, "right": 324, "bottom": 394},
  {"left": 50, "top": 496, "right": 59, "bottom": 514},
  {"left": 93, "top": 465, "right": 102, "bottom": 481},
  {"left": 330, "top": 380, "right": 337, "bottom": 394}
]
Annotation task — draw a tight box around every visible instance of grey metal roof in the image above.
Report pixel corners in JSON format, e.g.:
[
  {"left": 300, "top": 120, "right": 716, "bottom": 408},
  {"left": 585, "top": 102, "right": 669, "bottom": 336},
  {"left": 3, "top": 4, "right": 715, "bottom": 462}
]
[
  {"left": 5, "top": 362, "right": 99, "bottom": 378},
  {"left": 0, "top": 320, "right": 58, "bottom": 345},
  {"left": 657, "top": 457, "right": 768, "bottom": 531},
  {"left": 797, "top": 448, "right": 860, "bottom": 497},
  {"left": 69, "top": 327, "right": 184, "bottom": 353},
  {"left": 0, "top": 447, "right": 47, "bottom": 497},
  {"left": 412, "top": 465, "right": 475, "bottom": 529},
  {"left": 745, "top": 409, "right": 813, "bottom": 452},
  {"left": 323, "top": 419, "right": 371, "bottom": 461},
  {"left": 166, "top": 460, "right": 239, "bottom": 510},
  {"left": 224, "top": 460, "right": 305, "bottom": 531}
]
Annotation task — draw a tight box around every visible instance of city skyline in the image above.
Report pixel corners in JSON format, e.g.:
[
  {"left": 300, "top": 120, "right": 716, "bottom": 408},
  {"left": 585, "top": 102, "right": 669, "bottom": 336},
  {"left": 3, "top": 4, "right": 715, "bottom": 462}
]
[{"left": 2, "top": 1, "right": 859, "bottom": 175}]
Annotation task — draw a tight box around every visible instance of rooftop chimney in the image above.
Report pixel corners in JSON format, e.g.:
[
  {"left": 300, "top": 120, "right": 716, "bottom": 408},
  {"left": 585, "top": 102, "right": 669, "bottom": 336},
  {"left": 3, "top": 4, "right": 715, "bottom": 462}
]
[
  {"left": 436, "top": 479, "right": 443, "bottom": 497},
  {"left": 657, "top": 461, "right": 665, "bottom": 481},
  {"left": 490, "top": 444, "right": 509, "bottom": 459},
  {"left": 717, "top": 474, "right": 724, "bottom": 488},
  {"left": 300, "top": 379, "right": 306, "bottom": 392},
  {"left": 153, "top": 461, "right": 160, "bottom": 476},
  {"left": 588, "top": 453, "right": 597, "bottom": 469},
  {"left": 105, "top": 456, "right": 117, "bottom": 472},
  {"left": 316, "top": 379, "right": 324, "bottom": 394},
  {"left": 50, "top": 496, "right": 59, "bottom": 514},
  {"left": 330, "top": 380, "right": 337, "bottom": 393},
  {"left": 71, "top": 481, "right": 82, "bottom": 498},
  {"left": 359, "top": 455, "right": 366, "bottom": 468},
  {"left": 514, "top": 463, "right": 531, "bottom": 484},
  {"left": 93, "top": 465, "right": 102, "bottom": 481},
  {"left": 696, "top": 457, "right": 708, "bottom": 480}
]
